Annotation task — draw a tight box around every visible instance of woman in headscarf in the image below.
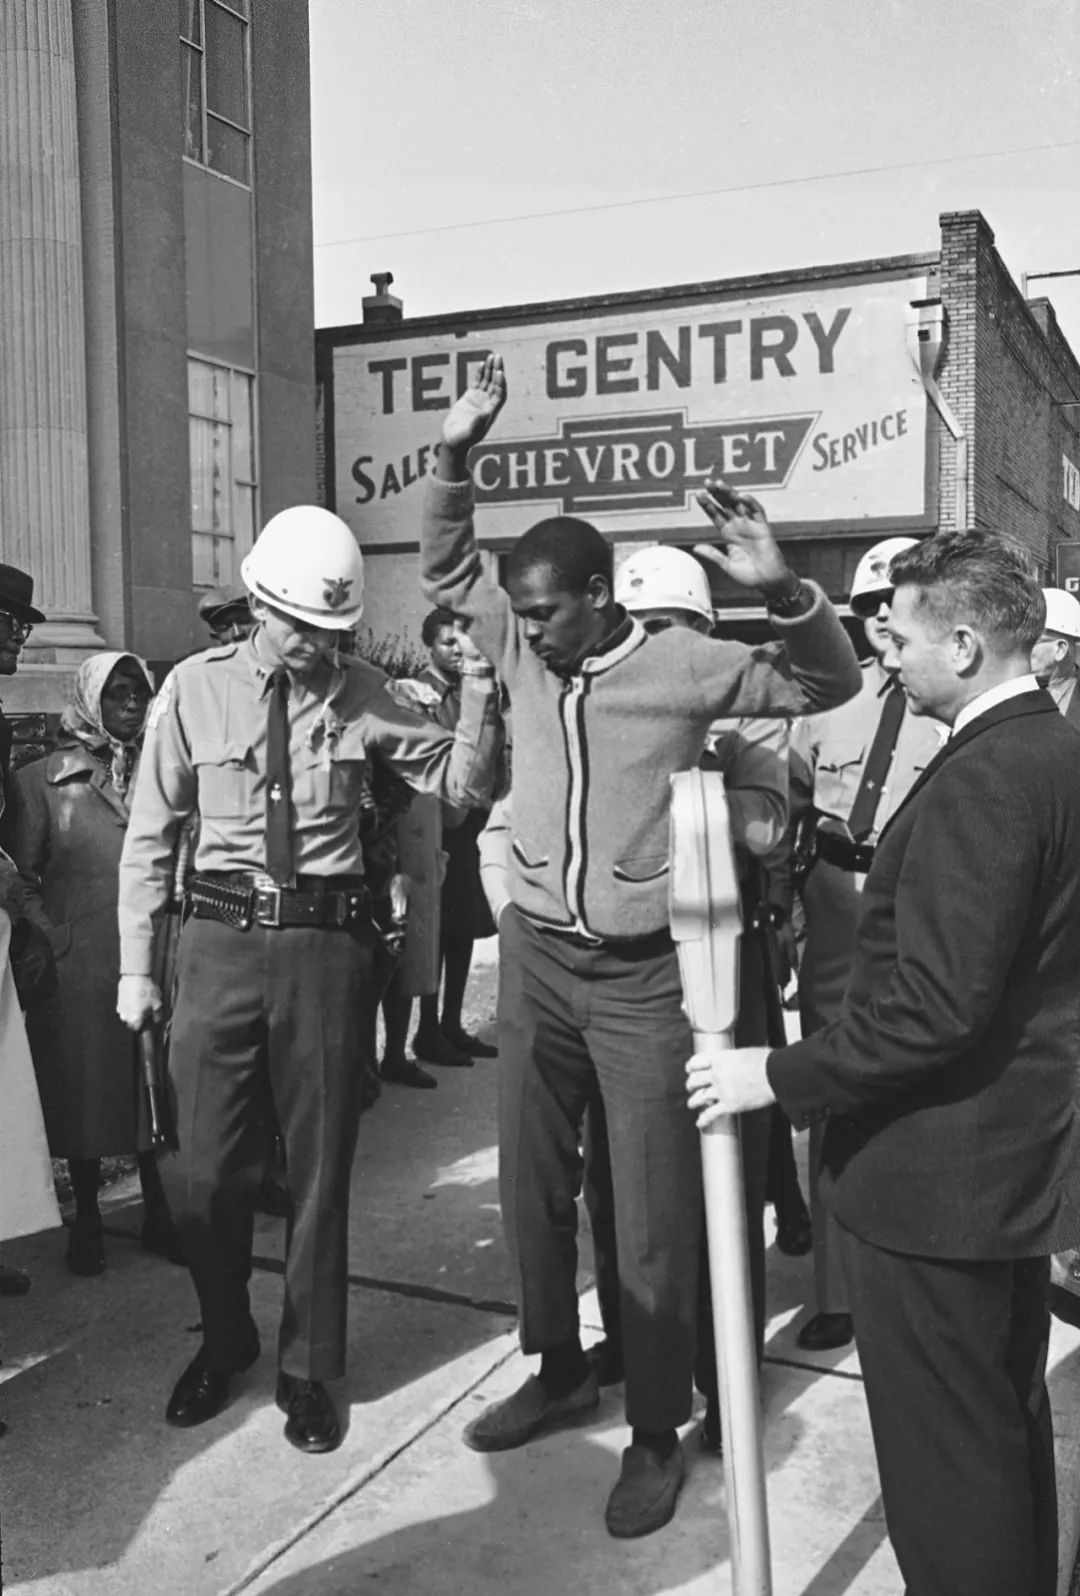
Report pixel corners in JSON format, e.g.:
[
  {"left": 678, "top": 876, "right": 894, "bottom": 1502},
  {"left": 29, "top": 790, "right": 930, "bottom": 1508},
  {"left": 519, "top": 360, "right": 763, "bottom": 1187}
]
[{"left": 11, "top": 652, "right": 180, "bottom": 1275}]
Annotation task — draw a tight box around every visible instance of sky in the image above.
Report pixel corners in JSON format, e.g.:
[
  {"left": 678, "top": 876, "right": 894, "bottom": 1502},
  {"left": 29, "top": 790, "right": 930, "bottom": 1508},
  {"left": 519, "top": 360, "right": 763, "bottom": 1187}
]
[{"left": 309, "top": 0, "right": 1080, "bottom": 351}]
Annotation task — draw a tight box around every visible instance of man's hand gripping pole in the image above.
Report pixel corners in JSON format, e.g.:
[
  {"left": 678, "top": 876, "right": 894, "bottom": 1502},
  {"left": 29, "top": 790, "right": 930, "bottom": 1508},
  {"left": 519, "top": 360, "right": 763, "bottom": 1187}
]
[{"left": 670, "top": 769, "right": 773, "bottom": 1596}]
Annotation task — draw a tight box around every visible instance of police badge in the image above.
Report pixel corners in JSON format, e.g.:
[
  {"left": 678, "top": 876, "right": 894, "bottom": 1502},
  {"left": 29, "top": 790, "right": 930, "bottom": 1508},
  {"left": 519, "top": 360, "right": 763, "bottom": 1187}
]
[{"left": 323, "top": 577, "right": 352, "bottom": 610}]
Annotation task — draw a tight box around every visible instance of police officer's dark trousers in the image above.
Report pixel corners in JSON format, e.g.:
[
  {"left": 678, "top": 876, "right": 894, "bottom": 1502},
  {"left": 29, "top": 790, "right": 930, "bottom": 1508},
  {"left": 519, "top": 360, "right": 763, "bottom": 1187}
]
[
  {"left": 164, "top": 914, "right": 377, "bottom": 1379},
  {"left": 498, "top": 906, "right": 702, "bottom": 1433}
]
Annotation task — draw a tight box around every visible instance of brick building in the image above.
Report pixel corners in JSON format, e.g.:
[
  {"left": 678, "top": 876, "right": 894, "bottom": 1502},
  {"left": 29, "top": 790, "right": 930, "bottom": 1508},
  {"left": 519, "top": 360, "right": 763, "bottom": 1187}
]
[
  {"left": 316, "top": 210, "right": 1080, "bottom": 648},
  {"left": 0, "top": 0, "right": 317, "bottom": 711}
]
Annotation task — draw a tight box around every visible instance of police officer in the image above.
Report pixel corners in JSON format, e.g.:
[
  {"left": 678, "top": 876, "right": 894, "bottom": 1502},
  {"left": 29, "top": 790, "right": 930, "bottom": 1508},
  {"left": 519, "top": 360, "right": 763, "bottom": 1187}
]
[
  {"left": 777, "top": 536, "right": 944, "bottom": 1350},
  {"left": 1031, "top": 587, "right": 1080, "bottom": 727},
  {"left": 116, "top": 507, "right": 499, "bottom": 1452},
  {"left": 197, "top": 585, "right": 254, "bottom": 646}
]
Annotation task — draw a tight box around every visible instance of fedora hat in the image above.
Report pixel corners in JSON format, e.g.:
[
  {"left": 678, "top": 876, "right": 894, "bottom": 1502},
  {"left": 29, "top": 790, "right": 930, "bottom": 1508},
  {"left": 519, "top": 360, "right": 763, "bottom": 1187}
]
[
  {"left": 0, "top": 564, "right": 45, "bottom": 625},
  {"left": 197, "top": 585, "right": 250, "bottom": 625}
]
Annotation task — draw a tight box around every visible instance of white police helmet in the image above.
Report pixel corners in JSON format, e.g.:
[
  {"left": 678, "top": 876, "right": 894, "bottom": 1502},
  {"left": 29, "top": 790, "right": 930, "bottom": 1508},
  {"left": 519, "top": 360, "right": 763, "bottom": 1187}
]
[
  {"left": 615, "top": 545, "right": 713, "bottom": 622},
  {"left": 849, "top": 537, "right": 920, "bottom": 611},
  {"left": 241, "top": 506, "right": 365, "bottom": 629},
  {"left": 1041, "top": 587, "right": 1080, "bottom": 641}
]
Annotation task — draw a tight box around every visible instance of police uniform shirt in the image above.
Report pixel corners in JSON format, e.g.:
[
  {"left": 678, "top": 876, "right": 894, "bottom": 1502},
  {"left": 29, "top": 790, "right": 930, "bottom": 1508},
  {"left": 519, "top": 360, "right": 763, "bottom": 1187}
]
[
  {"left": 117, "top": 629, "right": 497, "bottom": 975},
  {"left": 791, "top": 657, "right": 945, "bottom": 843},
  {"left": 1047, "top": 668, "right": 1079, "bottom": 718}
]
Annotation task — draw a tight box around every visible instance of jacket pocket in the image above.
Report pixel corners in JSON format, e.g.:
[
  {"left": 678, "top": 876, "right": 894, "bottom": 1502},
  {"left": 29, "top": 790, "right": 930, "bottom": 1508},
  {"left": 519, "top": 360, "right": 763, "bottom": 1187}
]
[
  {"left": 191, "top": 739, "right": 257, "bottom": 818},
  {"left": 612, "top": 852, "right": 670, "bottom": 884},
  {"left": 512, "top": 836, "right": 550, "bottom": 871}
]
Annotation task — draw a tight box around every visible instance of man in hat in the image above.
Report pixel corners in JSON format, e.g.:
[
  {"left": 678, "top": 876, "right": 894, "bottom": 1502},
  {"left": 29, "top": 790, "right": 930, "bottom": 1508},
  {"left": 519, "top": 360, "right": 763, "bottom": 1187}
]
[
  {"left": 0, "top": 562, "right": 47, "bottom": 1295},
  {"left": 1031, "top": 586, "right": 1080, "bottom": 728},
  {"left": 198, "top": 587, "right": 254, "bottom": 647}
]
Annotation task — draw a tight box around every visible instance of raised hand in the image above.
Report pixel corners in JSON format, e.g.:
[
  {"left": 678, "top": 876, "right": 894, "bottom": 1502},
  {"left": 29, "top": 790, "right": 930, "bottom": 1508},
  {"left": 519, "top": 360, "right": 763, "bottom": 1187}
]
[
  {"left": 693, "top": 478, "right": 793, "bottom": 595},
  {"left": 442, "top": 353, "right": 507, "bottom": 453}
]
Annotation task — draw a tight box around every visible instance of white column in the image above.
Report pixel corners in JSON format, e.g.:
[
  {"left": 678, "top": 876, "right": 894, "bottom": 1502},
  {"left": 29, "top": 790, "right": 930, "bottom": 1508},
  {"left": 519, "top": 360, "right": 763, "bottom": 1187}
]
[{"left": 0, "top": 0, "right": 104, "bottom": 659}]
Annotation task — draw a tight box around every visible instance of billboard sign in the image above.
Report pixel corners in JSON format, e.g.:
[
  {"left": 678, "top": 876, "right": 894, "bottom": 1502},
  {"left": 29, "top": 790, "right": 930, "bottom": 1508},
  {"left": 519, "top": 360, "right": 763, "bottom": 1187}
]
[{"left": 329, "top": 267, "right": 933, "bottom": 547}]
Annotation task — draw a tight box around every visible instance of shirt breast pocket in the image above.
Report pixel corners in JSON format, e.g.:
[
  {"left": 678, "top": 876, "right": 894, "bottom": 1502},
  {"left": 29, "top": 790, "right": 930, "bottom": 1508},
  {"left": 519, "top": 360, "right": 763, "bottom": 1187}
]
[
  {"left": 192, "top": 738, "right": 258, "bottom": 818},
  {"left": 815, "top": 736, "right": 867, "bottom": 818},
  {"left": 296, "top": 746, "right": 367, "bottom": 814}
]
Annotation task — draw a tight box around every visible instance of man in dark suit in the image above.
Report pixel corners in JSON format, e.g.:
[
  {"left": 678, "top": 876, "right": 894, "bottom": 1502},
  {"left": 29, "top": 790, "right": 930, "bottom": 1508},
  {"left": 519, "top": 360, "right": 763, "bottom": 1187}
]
[{"left": 688, "top": 531, "right": 1080, "bottom": 1596}]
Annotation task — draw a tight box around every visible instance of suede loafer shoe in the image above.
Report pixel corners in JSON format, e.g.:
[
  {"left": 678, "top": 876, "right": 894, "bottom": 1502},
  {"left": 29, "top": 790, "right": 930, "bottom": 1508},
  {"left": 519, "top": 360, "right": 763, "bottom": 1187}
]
[
  {"left": 463, "top": 1371, "right": 599, "bottom": 1452},
  {"left": 165, "top": 1325, "right": 261, "bottom": 1428},
  {"left": 380, "top": 1058, "right": 437, "bottom": 1090},
  {"left": 276, "top": 1373, "right": 341, "bottom": 1454},
  {"left": 605, "top": 1441, "right": 686, "bottom": 1538}
]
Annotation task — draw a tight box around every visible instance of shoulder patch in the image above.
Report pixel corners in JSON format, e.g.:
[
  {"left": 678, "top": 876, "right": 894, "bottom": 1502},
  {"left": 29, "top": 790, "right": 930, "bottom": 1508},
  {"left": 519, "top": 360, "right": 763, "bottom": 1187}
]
[{"left": 145, "top": 670, "right": 177, "bottom": 735}]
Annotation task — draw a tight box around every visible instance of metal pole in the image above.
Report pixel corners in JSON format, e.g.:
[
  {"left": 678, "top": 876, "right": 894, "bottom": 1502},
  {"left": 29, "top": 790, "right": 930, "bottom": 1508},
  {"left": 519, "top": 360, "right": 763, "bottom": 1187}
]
[{"left": 670, "top": 769, "right": 773, "bottom": 1595}]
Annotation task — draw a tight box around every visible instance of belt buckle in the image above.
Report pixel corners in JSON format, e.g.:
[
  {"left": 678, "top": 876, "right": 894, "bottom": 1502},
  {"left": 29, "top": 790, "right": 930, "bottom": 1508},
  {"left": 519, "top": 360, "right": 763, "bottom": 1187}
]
[{"left": 254, "top": 884, "right": 283, "bottom": 927}]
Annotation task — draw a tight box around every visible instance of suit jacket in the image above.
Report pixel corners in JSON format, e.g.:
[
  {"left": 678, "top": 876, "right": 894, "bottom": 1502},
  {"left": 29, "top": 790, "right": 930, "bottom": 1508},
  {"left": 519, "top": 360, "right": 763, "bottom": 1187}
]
[{"left": 769, "top": 690, "right": 1080, "bottom": 1259}]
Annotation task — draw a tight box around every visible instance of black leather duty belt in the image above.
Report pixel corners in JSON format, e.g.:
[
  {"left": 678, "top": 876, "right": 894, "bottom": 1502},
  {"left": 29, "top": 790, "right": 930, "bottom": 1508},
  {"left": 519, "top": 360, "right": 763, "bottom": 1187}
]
[
  {"left": 814, "top": 830, "right": 876, "bottom": 874},
  {"left": 188, "top": 873, "right": 371, "bottom": 931}
]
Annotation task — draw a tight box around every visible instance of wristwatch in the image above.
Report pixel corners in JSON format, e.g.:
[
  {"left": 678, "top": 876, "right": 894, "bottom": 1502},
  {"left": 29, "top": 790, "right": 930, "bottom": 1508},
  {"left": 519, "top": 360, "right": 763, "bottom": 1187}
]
[{"left": 764, "top": 576, "right": 812, "bottom": 619}]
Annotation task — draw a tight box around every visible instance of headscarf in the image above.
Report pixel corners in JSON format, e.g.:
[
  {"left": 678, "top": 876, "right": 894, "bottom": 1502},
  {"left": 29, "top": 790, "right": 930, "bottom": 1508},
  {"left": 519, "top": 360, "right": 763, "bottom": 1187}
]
[{"left": 58, "top": 651, "right": 154, "bottom": 793}]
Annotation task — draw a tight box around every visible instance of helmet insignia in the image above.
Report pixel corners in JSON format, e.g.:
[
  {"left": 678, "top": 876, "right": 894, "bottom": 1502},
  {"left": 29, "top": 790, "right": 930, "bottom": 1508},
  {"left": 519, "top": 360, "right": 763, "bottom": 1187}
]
[{"left": 323, "top": 577, "right": 353, "bottom": 610}]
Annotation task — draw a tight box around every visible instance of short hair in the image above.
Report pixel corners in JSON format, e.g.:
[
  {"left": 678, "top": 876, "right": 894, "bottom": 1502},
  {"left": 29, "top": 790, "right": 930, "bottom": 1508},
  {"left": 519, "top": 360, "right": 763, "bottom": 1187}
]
[
  {"left": 506, "top": 516, "right": 613, "bottom": 596},
  {"left": 889, "top": 532, "right": 1046, "bottom": 655},
  {"left": 421, "top": 606, "right": 457, "bottom": 647}
]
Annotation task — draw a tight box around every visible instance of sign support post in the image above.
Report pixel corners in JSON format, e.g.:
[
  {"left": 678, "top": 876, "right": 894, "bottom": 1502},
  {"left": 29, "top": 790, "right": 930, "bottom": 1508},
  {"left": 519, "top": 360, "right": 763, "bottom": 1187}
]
[{"left": 670, "top": 768, "right": 772, "bottom": 1596}]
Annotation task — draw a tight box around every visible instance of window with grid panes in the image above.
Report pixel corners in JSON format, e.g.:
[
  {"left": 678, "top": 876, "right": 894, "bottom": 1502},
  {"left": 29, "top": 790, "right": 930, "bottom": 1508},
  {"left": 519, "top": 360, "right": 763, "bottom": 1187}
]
[
  {"left": 181, "top": 0, "right": 251, "bottom": 185},
  {"left": 189, "top": 358, "right": 258, "bottom": 587}
]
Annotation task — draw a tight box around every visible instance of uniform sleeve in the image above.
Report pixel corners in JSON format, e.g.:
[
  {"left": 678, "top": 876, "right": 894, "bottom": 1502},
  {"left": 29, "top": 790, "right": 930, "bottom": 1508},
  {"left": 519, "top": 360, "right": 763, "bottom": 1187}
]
[
  {"left": 767, "top": 755, "right": 1040, "bottom": 1127},
  {"left": 366, "top": 673, "right": 500, "bottom": 809},
  {"left": 477, "top": 794, "right": 513, "bottom": 923},
  {"left": 707, "top": 717, "right": 788, "bottom": 858},
  {"left": 688, "top": 585, "right": 861, "bottom": 723},
  {"left": 117, "top": 671, "right": 198, "bottom": 976},
  {"left": 420, "top": 477, "right": 521, "bottom": 683}
]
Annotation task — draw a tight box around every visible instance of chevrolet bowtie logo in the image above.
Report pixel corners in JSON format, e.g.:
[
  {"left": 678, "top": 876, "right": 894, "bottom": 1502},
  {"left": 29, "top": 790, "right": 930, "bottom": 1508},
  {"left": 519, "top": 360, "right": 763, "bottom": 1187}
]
[{"left": 470, "top": 409, "right": 818, "bottom": 513}]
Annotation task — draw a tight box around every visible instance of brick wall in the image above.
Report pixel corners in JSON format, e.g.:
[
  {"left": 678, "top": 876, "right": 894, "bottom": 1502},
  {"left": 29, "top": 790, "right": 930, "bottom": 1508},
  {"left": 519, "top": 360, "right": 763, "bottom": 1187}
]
[{"left": 938, "top": 210, "right": 1080, "bottom": 571}]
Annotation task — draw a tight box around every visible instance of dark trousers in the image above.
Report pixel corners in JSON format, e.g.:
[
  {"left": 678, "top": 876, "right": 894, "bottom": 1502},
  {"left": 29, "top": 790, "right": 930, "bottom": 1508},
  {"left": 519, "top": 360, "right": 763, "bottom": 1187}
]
[
  {"left": 164, "top": 915, "right": 377, "bottom": 1380},
  {"left": 498, "top": 907, "right": 702, "bottom": 1432},
  {"left": 583, "top": 890, "right": 775, "bottom": 1397},
  {"left": 837, "top": 1224, "right": 1057, "bottom": 1596},
  {"left": 585, "top": 1097, "right": 769, "bottom": 1399}
]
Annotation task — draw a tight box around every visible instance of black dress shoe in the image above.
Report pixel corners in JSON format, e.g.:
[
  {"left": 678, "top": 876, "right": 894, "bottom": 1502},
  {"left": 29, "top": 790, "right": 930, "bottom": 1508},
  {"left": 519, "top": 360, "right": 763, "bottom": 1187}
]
[
  {"left": 774, "top": 1210, "right": 813, "bottom": 1256},
  {"left": 796, "top": 1311, "right": 854, "bottom": 1351},
  {"left": 165, "top": 1326, "right": 261, "bottom": 1428},
  {"left": 442, "top": 1028, "right": 498, "bottom": 1060},
  {"left": 67, "top": 1217, "right": 105, "bottom": 1277},
  {"left": 586, "top": 1337, "right": 625, "bottom": 1387},
  {"left": 410, "top": 1030, "right": 473, "bottom": 1068},
  {"left": 275, "top": 1372, "right": 342, "bottom": 1453},
  {"left": 380, "top": 1058, "right": 437, "bottom": 1089}
]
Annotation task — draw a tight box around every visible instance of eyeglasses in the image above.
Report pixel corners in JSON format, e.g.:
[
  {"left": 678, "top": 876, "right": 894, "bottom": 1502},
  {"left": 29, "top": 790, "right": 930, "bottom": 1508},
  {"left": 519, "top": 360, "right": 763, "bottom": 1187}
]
[{"left": 0, "top": 609, "right": 33, "bottom": 642}]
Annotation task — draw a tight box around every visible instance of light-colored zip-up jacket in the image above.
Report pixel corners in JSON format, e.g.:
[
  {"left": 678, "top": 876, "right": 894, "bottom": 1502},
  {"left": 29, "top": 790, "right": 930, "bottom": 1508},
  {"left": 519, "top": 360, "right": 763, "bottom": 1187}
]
[{"left": 422, "top": 476, "right": 861, "bottom": 942}]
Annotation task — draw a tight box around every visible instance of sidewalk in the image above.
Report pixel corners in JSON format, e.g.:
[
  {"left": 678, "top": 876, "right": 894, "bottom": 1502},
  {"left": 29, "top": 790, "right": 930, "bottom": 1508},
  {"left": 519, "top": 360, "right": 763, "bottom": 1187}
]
[{"left": 3, "top": 966, "right": 1080, "bottom": 1595}]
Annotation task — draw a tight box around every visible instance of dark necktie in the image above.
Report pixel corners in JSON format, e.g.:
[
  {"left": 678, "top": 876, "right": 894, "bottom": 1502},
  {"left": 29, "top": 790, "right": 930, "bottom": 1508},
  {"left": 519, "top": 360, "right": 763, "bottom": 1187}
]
[
  {"left": 847, "top": 681, "right": 906, "bottom": 842},
  {"left": 265, "top": 669, "right": 294, "bottom": 885}
]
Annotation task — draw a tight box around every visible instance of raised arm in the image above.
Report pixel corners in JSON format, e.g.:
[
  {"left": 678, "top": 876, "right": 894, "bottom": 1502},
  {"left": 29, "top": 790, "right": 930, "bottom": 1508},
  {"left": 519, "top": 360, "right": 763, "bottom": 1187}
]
[
  {"left": 421, "top": 354, "right": 519, "bottom": 679},
  {"left": 692, "top": 484, "right": 862, "bottom": 718}
]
